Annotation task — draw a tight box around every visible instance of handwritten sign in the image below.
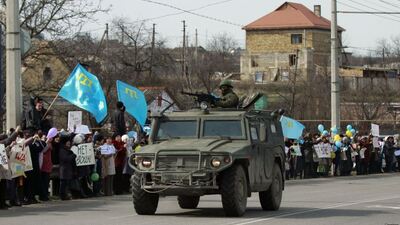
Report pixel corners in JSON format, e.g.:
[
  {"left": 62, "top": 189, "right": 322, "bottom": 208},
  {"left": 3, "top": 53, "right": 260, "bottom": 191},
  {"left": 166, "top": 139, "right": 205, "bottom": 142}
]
[
  {"left": 0, "top": 144, "right": 8, "bottom": 169},
  {"left": 68, "top": 111, "right": 82, "bottom": 132},
  {"left": 71, "top": 143, "right": 95, "bottom": 166},
  {"left": 371, "top": 124, "right": 379, "bottom": 137},
  {"left": 9, "top": 144, "right": 32, "bottom": 172},
  {"left": 100, "top": 144, "right": 116, "bottom": 155},
  {"left": 314, "top": 143, "right": 332, "bottom": 158}
]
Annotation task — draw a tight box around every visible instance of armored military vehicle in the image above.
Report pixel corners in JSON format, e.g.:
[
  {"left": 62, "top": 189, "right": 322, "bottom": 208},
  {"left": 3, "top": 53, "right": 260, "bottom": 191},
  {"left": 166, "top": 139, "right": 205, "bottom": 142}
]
[{"left": 129, "top": 107, "right": 285, "bottom": 217}]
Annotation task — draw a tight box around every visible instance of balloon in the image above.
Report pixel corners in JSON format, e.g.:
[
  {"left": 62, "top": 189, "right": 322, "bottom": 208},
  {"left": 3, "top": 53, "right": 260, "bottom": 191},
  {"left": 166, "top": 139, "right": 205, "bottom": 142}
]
[
  {"left": 346, "top": 130, "right": 353, "bottom": 137},
  {"left": 335, "top": 141, "right": 342, "bottom": 148},
  {"left": 299, "top": 139, "right": 304, "bottom": 145},
  {"left": 346, "top": 125, "right": 352, "bottom": 131},
  {"left": 334, "top": 134, "right": 341, "bottom": 142},
  {"left": 318, "top": 124, "right": 324, "bottom": 133},
  {"left": 90, "top": 173, "right": 99, "bottom": 182},
  {"left": 350, "top": 129, "right": 356, "bottom": 135},
  {"left": 46, "top": 127, "right": 58, "bottom": 139},
  {"left": 330, "top": 127, "right": 338, "bottom": 135},
  {"left": 322, "top": 130, "right": 329, "bottom": 136}
]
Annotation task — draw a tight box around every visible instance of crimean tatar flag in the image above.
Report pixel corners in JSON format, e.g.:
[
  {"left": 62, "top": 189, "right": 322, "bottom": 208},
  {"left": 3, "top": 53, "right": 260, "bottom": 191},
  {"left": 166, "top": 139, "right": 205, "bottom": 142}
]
[
  {"left": 59, "top": 64, "right": 108, "bottom": 123},
  {"left": 280, "top": 116, "right": 305, "bottom": 140},
  {"left": 116, "top": 80, "right": 147, "bottom": 127}
]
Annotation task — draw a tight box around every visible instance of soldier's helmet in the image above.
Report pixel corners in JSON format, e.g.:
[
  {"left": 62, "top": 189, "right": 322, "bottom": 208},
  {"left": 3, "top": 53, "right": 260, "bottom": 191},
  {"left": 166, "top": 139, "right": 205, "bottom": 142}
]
[{"left": 219, "top": 80, "right": 233, "bottom": 88}]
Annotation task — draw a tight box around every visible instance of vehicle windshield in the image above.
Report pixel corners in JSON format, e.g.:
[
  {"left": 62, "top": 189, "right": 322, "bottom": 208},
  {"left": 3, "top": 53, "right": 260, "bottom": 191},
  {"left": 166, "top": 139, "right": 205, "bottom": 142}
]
[
  {"left": 203, "top": 120, "right": 243, "bottom": 138},
  {"left": 156, "top": 120, "right": 197, "bottom": 139}
]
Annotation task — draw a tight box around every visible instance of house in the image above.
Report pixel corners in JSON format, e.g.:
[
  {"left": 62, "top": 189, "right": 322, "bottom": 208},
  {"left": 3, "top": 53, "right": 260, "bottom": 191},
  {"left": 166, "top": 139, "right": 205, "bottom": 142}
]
[{"left": 240, "top": 2, "right": 345, "bottom": 82}]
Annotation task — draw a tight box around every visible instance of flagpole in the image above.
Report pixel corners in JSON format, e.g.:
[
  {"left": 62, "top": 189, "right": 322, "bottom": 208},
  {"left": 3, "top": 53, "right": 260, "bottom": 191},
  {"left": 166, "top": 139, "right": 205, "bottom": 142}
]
[{"left": 42, "top": 93, "right": 59, "bottom": 120}]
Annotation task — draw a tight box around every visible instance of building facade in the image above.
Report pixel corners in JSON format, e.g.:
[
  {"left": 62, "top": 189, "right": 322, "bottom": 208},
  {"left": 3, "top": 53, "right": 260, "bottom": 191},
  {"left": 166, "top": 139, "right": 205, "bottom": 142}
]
[{"left": 240, "top": 2, "right": 344, "bottom": 82}]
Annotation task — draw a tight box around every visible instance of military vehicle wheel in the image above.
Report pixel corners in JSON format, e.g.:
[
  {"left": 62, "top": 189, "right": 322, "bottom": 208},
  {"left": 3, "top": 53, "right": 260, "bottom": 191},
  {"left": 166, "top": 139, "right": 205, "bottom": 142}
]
[
  {"left": 177, "top": 196, "right": 200, "bottom": 209},
  {"left": 259, "top": 163, "right": 282, "bottom": 210},
  {"left": 220, "top": 164, "right": 248, "bottom": 217},
  {"left": 131, "top": 173, "right": 159, "bottom": 215}
]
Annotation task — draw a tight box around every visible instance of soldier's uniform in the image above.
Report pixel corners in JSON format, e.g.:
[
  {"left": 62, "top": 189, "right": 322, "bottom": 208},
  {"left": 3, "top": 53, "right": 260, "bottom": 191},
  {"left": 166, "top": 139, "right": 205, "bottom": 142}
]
[{"left": 214, "top": 80, "right": 239, "bottom": 108}]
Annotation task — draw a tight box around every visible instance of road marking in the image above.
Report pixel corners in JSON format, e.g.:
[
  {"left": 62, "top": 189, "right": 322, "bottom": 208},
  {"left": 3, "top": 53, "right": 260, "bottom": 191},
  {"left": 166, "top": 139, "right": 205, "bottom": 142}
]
[
  {"left": 367, "top": 205, "right": 400, "bottom": 210},
  {"left": 230, "top": 195, "right": 400, "bottom": 225}
]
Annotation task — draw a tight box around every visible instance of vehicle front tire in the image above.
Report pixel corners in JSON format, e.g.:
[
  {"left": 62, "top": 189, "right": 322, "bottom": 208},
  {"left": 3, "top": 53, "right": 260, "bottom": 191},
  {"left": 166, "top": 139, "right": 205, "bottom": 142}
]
[
  {"left": 259, "top": 163, "right": 283, "bottom": 210},
  {"left": 220, "top": 164, "right": 248, "bottom": 217},
  {"left": 177, "top": 196, "right": 200, "bottom": 209},
  {"left": 131, "top": 173, "right": 159, "bottom": 215}
]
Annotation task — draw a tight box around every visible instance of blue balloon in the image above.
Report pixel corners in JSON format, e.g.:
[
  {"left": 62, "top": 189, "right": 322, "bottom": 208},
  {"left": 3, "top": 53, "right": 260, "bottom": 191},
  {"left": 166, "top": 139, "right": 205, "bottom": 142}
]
[
  {"left": 331, "top": 127, "right": 338, "bottom": 135},
  {"left": 350, "top": 129, "right": 356, "bottom": 134},
  {"left": 318, "top": 124, "right": 324, "bottom": 133},
  {"left": 335, "top": 141, "right": 342, "bottom": 148},
  {"left": 346, "top": 124, "right": 352, "bottom": 131},
  {"left": 322, "top": 130, "right": 329, "bottom": 136}
]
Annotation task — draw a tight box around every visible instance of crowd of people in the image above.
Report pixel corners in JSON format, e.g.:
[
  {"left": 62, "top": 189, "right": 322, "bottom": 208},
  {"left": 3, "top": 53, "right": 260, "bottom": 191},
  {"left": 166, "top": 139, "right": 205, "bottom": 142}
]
[
  {"left": 0, "top": 99, "right": 148, "bottom": 210},
  {"left": 285, "top": 127, "right": 400, "bottom": 180}
]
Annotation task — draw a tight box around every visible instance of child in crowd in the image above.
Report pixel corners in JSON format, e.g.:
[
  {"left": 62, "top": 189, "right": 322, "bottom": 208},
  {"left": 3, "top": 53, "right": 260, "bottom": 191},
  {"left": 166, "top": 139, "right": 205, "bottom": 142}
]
[{"left": 101, "top": 137, "right": 116, "bottom": 196}]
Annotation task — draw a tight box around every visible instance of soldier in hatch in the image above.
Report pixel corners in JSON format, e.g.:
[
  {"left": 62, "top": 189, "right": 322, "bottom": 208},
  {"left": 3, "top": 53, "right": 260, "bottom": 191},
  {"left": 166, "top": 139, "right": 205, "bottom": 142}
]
[{"left": 214, "top": 80, "right": 239, "bottom": 108}]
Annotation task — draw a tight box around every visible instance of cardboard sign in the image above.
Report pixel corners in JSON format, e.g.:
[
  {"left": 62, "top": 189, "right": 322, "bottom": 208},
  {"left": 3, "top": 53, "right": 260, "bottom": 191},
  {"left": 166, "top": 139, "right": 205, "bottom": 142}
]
[
  {"left": 68, "top": 111, "right": 82, "bottom": 132},
  {"left": 0, "top": 144, "right": 7, "bottom": 168},
  {"left": 371, "top": 124, "right": 379, "bottom": 137},
  {"left": 314, "top": 143, "right": 332, "bottom": 158},
  {"left": 71, "top": 143, "right": 96, "bottom": 166}
]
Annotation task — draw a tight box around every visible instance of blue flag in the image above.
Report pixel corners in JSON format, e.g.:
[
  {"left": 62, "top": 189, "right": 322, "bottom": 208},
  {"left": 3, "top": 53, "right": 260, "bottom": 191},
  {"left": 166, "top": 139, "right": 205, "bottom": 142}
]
[
  {"left": 280, "top": 116, "right": 305, "bottom": 140},
  {"left": 116, "top": 80, "right": 147, "bottom": 127},
  {"left": 59, "top": 64, "right": 107, "bottom": 123}
]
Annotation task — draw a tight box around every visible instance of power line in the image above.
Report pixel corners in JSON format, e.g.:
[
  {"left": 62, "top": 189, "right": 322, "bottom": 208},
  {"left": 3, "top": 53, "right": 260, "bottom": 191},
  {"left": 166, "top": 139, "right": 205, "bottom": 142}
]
[
  {"left": 347, "top": 0, "right": 400, "bottom": 21},
  {"left": 379, "top": 0, "right": 400, "bottom": 10},
  {"left": 337, "top": 0, "right": 400, "bottom": 22},
  {"left": 137, "top": 0, "right": 236, "bottom": 22},
  {"left": 140, "top": 0, "right": 242, "bottom": 27}
]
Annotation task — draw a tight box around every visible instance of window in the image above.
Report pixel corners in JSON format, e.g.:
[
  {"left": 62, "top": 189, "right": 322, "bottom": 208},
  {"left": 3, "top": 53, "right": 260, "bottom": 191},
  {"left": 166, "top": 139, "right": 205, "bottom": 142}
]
[
  {"left": 251, "top": 56, "right": 259, "bottom": 67},
  {"left": 259, "top": 122, "right": 267, "bottom": 142},
  {"left": 270, "top": 123, "right": 277, "bottom": 133},
  {"left": 291, "top": 34, "right": 302, "bottom": 44},
  {"left": 255, "top": 71, "right": 264, "bottom": 83},
  {"left": 43, "top": 67, "right": 52, "bottom": 81},
  {"left": 203, "top": 120, "right": 243, "bottom": 137},
  {"left": 156, "top": 120, "right": 197, "bottom": 139},
  {"left": 250, "top": 123, "right": 259, "bottom": 141},
  {"left": 289, "top": 54, "right": 297, "bottom": 66}
]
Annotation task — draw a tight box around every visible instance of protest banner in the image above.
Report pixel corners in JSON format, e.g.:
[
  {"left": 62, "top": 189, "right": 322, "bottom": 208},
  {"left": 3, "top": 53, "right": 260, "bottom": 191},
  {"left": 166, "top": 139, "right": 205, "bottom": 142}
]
[
  {"left": 68, "top": 111, "right": 82, "bottom": 132},
  {"left": 71, "top": 143, "right": 96, "bottom": 166},
  {"left": 0, "top": 144, "right": 8, "bottom": 169},
  {"left": 371, "top": 124, "right": 379, "bottom": 137},
  {"left": 314, "top": 143, "right": 332, "bottom": 158}
]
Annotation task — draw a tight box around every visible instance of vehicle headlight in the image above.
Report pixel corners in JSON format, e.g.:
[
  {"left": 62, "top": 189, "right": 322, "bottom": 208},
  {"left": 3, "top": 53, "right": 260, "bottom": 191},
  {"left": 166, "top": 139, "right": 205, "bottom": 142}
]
[
  {"left": 211, "top": 158, "right": 221, "bottom": 168},
  {"left": 142, "top": 158, "right": 153, "bottom": 168}
]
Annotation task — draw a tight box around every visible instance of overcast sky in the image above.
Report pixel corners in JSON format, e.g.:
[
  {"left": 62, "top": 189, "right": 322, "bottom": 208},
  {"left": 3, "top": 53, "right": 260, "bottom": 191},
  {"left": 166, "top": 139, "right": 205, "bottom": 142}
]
[{"left": 85, "top": 0, "right": 400, "bottom": 55}]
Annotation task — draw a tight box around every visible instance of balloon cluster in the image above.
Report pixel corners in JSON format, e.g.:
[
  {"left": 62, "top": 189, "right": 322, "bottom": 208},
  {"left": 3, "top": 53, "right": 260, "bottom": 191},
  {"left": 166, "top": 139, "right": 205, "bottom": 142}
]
[{"left": 316, "top": 124, "right": 357, "bottom": 148}]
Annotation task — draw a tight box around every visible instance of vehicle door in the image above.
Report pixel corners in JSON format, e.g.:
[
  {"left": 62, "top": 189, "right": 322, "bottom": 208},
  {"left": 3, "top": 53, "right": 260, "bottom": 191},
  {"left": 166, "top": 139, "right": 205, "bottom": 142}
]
[
  {"left": 259, "top": 119, "right": 278, "bottom": 185},
  {"left": 247, "top": 120, "right": 264, "bottom": 189}
]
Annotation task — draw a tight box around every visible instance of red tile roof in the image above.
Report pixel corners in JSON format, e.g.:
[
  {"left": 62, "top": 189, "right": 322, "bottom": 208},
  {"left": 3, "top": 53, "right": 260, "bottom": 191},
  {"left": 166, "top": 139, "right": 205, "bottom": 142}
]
[{"left": 243, "top": 2, "right": 344, "bottom": 31}]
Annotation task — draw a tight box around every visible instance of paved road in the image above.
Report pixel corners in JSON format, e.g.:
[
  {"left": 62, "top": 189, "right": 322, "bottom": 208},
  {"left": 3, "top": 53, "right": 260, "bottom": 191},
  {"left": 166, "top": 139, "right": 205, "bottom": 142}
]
[{"left": 1, "top": 174, "right": 400, "bottom": 225}]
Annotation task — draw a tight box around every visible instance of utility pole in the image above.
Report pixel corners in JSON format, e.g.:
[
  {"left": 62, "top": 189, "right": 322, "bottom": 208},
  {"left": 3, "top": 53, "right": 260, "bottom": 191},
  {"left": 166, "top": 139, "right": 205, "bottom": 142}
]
[
  {"left": 6, "top": 0, "right": 22, "bottom": 130},
  {"left": 194, "top": 29, "right": 198, "bottom": 61},
  {"left": 331, "top": 0, "right": 340, "bottom": 130},
  {"left": 149, "top": 23, "right": 155, "bottom": 79},
  {"left": 291, "top": 49, "right": 300, "bottom": 116},
  {"left": 182, "top": 20, "right": 186, "bottom": 79}
]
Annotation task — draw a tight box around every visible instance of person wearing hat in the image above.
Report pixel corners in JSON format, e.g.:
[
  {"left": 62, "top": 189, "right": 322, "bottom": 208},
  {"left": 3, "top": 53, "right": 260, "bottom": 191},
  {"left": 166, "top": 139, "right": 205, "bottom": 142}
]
[
  {"left": 214, "top": 80, "right": 239, "bottom": 108},
  {"left": 111, "top": 101, "right": 126, "bottom": 137}
]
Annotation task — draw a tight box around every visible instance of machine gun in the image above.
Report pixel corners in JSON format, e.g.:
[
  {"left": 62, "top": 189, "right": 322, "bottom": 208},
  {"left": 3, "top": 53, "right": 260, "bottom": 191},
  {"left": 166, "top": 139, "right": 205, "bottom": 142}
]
[{"left": 181, "top": 91, "right": 218, "bottom": 106}]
